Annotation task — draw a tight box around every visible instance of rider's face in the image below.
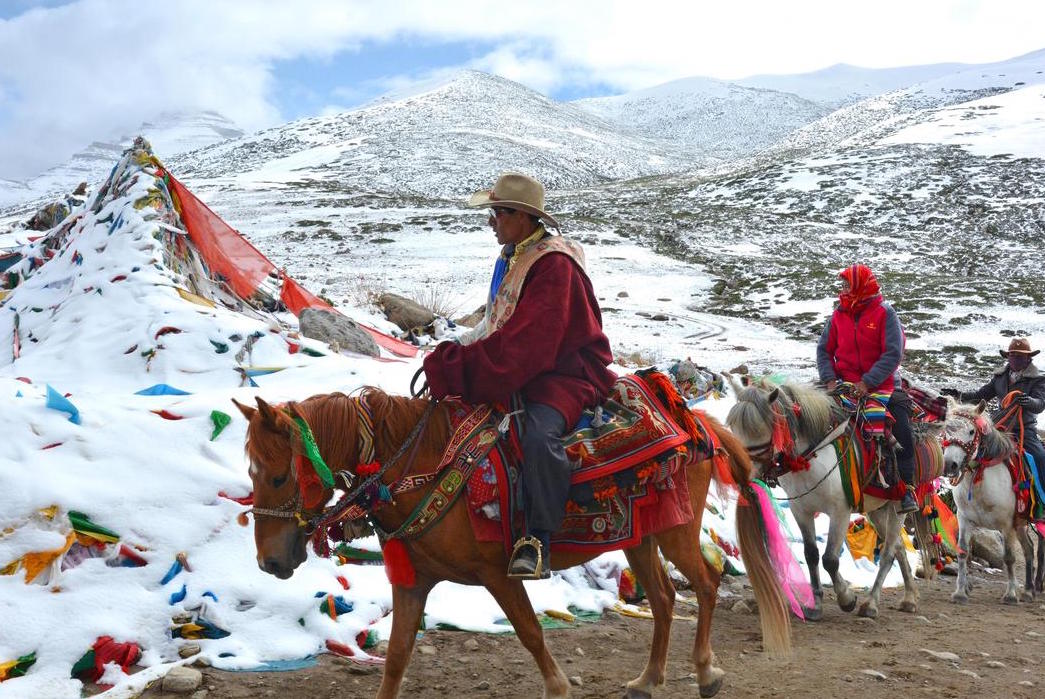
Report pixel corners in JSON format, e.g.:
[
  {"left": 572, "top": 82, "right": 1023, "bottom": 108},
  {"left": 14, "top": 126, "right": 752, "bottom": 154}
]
[{"left": 490, "top": 206, "right": 535, "bottom": 246}]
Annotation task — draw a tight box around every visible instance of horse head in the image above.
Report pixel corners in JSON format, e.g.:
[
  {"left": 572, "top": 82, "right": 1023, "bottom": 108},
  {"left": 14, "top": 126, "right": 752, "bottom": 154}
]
[
  {"left": 725, "top": 377, "right": 843, "bottom": 475},
  {"left": 234, "top": 396, "right": 325, "bottom": 579},
  {"left": 942, "top": 399, "right": 1016, "bottom": 478}
]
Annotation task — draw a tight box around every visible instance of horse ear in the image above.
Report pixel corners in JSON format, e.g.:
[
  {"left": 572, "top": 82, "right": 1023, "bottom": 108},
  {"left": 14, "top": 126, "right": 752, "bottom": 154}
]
[
  {"left": 975, "top": 400, "right": 987, "bottom": 415},
  {"left": 724, "top": 372, "right": 744, "bottom": 395},
  {"left": 255, "top": 397, "right": 293, "bottom": 434},
  {"left": 231, "top": 398, "right": 256, "bottom": 421},
  {"left": 767, "top": 387, "right": 780, "bottom": 404}
]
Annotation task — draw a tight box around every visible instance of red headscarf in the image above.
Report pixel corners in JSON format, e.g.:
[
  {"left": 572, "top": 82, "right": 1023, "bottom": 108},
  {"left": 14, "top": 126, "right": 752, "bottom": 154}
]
[{"left": 838, "top": 264, "right": 881, "bottom": 312}]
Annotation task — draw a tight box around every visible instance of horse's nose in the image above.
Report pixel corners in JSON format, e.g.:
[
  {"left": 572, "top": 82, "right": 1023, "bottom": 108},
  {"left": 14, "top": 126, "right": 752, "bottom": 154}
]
[{"left": 260, "top": 557, "right": 293, "bottom": 579}]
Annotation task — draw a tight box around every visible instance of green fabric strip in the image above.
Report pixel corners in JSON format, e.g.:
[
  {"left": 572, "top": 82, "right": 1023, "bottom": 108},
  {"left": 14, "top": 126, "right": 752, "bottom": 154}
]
[{"left": 293, "top": 416, "right": 334, "bottom": 487}]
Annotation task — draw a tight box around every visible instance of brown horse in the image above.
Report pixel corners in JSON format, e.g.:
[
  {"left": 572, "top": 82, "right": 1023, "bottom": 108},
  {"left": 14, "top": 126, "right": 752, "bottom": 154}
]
[{"left": 234, "top": 383, "right": 793, "bottom": 699}]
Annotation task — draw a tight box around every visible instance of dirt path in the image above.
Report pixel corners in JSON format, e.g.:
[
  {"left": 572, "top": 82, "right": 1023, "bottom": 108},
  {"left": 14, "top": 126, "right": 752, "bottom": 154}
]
[{"left": 143, "top": 569, "right": 1044, "bottom": 698}]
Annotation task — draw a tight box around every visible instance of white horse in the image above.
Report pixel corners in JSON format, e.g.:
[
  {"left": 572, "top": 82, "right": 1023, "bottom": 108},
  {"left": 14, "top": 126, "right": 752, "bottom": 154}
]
[
  {"left": 941, "top": 400, "right": 1044, "bottom": 603},
  {"left": 726, "top": 377, "right": 942, "bottom": 620}
]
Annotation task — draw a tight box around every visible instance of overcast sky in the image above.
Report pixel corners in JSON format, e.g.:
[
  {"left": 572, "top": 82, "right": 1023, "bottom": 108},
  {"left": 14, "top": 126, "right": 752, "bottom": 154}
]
[{"left": 1, "top": 0, "right": 1043, "bottom": 180}]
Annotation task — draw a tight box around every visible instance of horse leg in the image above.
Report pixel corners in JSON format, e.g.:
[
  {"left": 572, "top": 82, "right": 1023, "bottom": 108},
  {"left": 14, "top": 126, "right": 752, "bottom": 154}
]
[
  {"left": 892, "top": 526, "right": 919, "bottom": 613},
  {"left": 1036, "top": 529, "right": 1045, "bottom": 593},
  {"left": 792, "top": 511, "right": 824, "bottom": 621},
  {"left": 479, "top": 574, "right": 570, "bottom": 699},
  {"left": 952, "top": 517, "right": 973, "bottom": 604},
  {"left": 820, "top": 507, "right": 857, "bottom": 613},
  {"left": 1018, "top": 525, "right": 1035, "bottom": 602},
  {"left": 1001, "top": 527, "right": 1020, "bottom": 604},
  {"left": 620, "top": 537, "right": 674, "bottom": 698},
  {"left": 377, "top": 581, "right": 433, "bottom": 699},
  {"left": 656, "top": 525, "right": 726, "bottom": 698},
  {"left": 859, "top": 507, "right": 900, "bottom": 619}
]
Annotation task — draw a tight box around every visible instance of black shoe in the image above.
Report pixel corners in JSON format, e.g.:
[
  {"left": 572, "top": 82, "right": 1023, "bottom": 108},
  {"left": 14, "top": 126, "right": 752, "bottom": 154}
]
[
  {"left": 899, "top": 489, "right": 918, "bottom": 514},
  {"left": 507, "top": 536, "right": 550, "bottom": 579}
]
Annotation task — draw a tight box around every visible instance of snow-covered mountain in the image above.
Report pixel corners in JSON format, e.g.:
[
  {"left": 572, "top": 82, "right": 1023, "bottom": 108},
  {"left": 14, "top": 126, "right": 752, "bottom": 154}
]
[
  {"left": 736, "top": 61, "right": 971, "bottom": 107},
  {"left": 573, "top": 78, "right": 830, "bottom": 162},
  {"left": 170, "top": 71, "right": 699, "bottom": 199},
  {"left": 0, "top": 111, "right": 243, "bottom": 209}
]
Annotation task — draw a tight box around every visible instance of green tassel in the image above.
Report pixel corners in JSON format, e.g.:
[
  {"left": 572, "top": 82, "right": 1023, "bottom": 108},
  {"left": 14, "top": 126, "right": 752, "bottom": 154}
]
[{"left": 293, "top": 416, "right": 334, "bottom": 487}]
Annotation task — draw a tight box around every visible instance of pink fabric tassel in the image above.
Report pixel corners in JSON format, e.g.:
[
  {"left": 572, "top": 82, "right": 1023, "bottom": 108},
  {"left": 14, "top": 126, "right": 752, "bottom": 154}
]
[{"left": 750, "top": 483, "right": 814, "bottom": 619}]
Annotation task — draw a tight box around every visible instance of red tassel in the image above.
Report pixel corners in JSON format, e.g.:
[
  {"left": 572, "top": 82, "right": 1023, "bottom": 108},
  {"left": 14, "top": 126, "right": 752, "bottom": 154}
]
[
  {"left": 357, "top": 461, "right": 381, "bottom": 476},
  {"left": 295, "top": 455, "right": 326, "bottom": 509},
  {"left": 771, "top": 409, "right": 793, "bottom": 454},
  {"left": 381, "top": 538, "right": 415, "bottom": 587}
]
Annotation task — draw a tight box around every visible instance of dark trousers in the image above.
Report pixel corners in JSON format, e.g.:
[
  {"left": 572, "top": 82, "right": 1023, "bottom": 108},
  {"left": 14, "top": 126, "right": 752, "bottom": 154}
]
[
  {"left": 519, "top": 402, "right": 570, "bottom": 535},
  {"left": 888, "top": 390, "right": 915, "bottom": 485}
]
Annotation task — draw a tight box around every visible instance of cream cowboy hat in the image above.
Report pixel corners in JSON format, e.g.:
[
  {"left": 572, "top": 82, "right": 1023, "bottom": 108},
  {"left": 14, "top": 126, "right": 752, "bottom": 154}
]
[
  {"left": 466, "top": 172, "right": 560, "bottom": 229},
  {"left": 1000, "top": 337, "right": 1040, "bottom": 358}
]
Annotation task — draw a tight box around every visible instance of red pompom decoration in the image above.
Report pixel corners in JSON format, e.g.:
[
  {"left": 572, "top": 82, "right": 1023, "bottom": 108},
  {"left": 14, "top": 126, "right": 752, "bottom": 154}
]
[
  {"left": 381, "top": 537, "right": 415, "bottom": 587},
  {"left": 357, "top": 461, "right": 382, "bottom": 476}
]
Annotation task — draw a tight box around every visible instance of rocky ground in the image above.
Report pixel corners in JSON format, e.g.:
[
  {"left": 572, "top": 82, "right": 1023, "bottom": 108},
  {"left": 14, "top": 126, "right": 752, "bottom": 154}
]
[{"left": 139, "top": 563, "right": 1044, "bottom": 699}]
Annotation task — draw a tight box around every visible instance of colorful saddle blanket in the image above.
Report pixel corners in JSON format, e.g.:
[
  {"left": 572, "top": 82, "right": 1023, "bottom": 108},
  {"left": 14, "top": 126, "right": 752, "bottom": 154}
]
[{"left": 461, "top": 374, "right": 719, "bottom": 554}]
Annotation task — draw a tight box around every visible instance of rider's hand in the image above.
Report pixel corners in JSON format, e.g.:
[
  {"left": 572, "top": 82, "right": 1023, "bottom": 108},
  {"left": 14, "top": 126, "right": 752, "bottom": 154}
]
[
  {"left": 1016, "top": 394, "right": 1042, "bottom": 411},
  {"left": 853, "top": 381, "right": 869, "bottom": 398},
  {"left": 940, "top": 387, "right": 961, "bottom": 399},
  {"left": 825, "top": 380, "right": 838, "bottom": 391}
]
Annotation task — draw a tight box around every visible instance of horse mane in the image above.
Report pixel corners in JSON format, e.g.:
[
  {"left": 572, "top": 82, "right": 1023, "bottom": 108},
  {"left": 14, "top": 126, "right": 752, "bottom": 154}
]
[
  {"left": 245, "top": 388, "right": 449, "bottom": 473},
  {"left": 726, "top": 376, "right": 842, "bottom": 447}
]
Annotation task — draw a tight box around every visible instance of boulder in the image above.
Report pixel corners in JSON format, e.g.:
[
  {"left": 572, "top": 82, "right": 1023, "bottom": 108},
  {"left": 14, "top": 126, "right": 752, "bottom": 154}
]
[
  {"left": 970, "top": 529, "right": 1005, "bottom": 569},
  {"left": 378, "top": 293, "right": 435, "bottom": 332},
  {"left": 299, "top": 308, "right": 379, "bottom": 357},
  {"left": 162, "top": 666, "right": 203, "bottom": 694}
]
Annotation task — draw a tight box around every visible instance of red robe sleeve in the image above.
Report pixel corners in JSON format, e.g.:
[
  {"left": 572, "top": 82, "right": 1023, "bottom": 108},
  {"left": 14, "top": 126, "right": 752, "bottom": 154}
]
[{"left": 423, "top": 253, "right": 596, "bottom": 406}]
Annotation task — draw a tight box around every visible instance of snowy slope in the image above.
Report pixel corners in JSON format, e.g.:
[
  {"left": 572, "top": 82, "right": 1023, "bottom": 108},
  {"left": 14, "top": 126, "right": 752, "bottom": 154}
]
[
  {"left": 573, "top": 77, "right": 830, "bottom": 161},
  {"left": 169, "top": 71, "right": 697, "bottom": 199}
]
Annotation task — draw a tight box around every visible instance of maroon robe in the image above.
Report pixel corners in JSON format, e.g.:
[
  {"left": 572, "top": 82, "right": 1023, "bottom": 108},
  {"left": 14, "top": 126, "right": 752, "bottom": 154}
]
[{"left": 423, "top": 253, "right": 616, "bottom": 427}]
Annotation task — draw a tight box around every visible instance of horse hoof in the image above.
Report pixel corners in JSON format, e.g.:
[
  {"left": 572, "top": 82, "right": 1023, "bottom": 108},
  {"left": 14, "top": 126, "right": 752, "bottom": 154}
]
[
  {"left": 802, "top": 605, "right": 823, "bottom": 622},
  {"left": 700, "top": 676, "right": 724, "bottom": 698},
  {"left": 899, "top": 600, "right": 918, "bottom": 614},
  {"left": 857, "top": 602, "right": 878, "bottom": 619},
  {"left": 838, "top": 596, "right": 857, "bottom": 613},
  {"left": 951, "top": 592, "right": 968, "bottom": 605},
  {"left": 1020, "top": 591, "right": 1035, "bottom": 603},
  {"left": 1002, "top": 594, "right": 1018, "bottom": 606},
  {"left": 624, "top": 689, "right": 652, "bottom": 699}
]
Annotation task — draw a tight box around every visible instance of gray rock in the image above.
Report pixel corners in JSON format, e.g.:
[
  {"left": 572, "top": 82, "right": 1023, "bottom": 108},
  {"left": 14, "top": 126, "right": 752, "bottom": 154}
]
[
  {"left": 1019, "top": 680, "right": 1035, "bottom": 687},
  {"left": 575, "top": 647, "right": 585, "bottom": 657},
  {"left": 191, "top": 691, "right": 208, "bottom": 699},
  {"left": 464, "top": 639, "right": 479, "bottom": 651},
  {"left": 860, "top": 669, "right": 887, "bottom": 680},
  {"left": 375, "top": 640, "right": 389, "bottom": 656},
  {"left": 418, "top": 645, "right": 437, "bottom": 655},
  {"left": 957, "top": 670, "right": 981, "bottom": 679},
  {"left": 569, "top": 676, "right": 583, "bottom": 687},
  {"left": 475, "top": 680, "right": 490, "bottom": 690},
  {"left": 378, "top": 293, "right": 436, "bottom": 332},
  {"left": 178, "top": 643, "right": 201, "bottom": 658},
  {"left": 921, "top": 649, "right": 961, "bottom": 662},
  {"left": 731, "top": 599, "right": 752, "bottom": 614},
  {"left": 162, "top": 666, "right": 203, "bottom": 694},
  {"left": 970, "top": 530, "right": 1005, "bottom": 568},
  {"left": 617, "top": 291, "right": 629, "bottom": 298},
  {"left": 299, "top": 308, "right": 380, "bottom": 357},
  {"left": 985, "top": 660, "right": 1006, "bottom": 668},
  {"left": 191, "top": 655, "right": 211, "bottom": 668}
]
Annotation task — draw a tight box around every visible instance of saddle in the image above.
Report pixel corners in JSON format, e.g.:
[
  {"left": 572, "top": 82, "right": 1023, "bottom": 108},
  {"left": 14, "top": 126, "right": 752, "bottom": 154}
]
[{"left": 459, "top": 373, "right": 721, "bottom": 554}]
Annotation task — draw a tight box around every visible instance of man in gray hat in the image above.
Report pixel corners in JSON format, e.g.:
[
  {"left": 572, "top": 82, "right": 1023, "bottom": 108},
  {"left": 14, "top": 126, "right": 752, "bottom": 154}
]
[
  {"left": 423, "top": 172, "right": 616, "bottom": 578},
  {"left": 943, "top": 337, "right": 1045, "bottom": 516}
]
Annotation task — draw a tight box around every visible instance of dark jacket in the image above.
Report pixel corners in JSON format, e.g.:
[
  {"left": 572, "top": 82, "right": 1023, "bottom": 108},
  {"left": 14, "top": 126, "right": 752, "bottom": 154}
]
[
  {"left": 423, "top": 252, "right": 616, "bottom": 428},
  {"left": 960, "top": 362, "right": 1045, "bottom": 432}
]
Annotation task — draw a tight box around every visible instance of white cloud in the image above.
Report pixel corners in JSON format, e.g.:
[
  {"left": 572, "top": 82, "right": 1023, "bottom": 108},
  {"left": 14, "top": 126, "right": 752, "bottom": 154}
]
[{"left": 1, "top": 0, "right": 1044, "bottom": 180}]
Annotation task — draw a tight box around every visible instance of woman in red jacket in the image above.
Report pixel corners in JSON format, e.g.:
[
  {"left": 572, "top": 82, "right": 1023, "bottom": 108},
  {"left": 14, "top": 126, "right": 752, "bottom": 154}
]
[{"left": 817, "top": 264, "right": 918, "bottom": 513}]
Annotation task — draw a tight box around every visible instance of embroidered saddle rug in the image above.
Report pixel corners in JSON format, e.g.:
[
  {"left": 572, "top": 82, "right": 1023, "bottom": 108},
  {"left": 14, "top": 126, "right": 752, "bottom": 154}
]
[{"left": 456, "top": 374, "right": 720, "bottom": 554}]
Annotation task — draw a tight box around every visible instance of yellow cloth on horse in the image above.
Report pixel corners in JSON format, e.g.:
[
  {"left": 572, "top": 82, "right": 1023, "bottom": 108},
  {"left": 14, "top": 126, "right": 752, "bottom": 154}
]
[{"left": 847, "top": 519, "right": 916, "bottom": 561}]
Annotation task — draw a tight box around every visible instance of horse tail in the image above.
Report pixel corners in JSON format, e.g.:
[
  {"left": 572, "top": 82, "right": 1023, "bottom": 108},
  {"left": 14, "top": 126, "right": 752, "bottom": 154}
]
[
  {"left": 640, "top": 370, "right": 794, "bottom": 656},
  {"left": 911, "top": 507, "right": 936, "bottom": 581}
]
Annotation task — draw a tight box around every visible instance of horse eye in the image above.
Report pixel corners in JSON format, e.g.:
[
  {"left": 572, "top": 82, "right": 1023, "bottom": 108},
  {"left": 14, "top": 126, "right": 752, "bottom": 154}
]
[{"left": 272, "top": 474, "right": 288, "bottom": 488}]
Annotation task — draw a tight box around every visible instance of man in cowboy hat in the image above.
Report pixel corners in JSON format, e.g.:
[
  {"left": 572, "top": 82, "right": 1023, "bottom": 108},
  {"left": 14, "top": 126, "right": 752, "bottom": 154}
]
[
  {"left": 422, "top": 172, "right": 616, "bottom": 578},
  {"left": 943, "top": 338, "right": 1045, "bottom": 514}
]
